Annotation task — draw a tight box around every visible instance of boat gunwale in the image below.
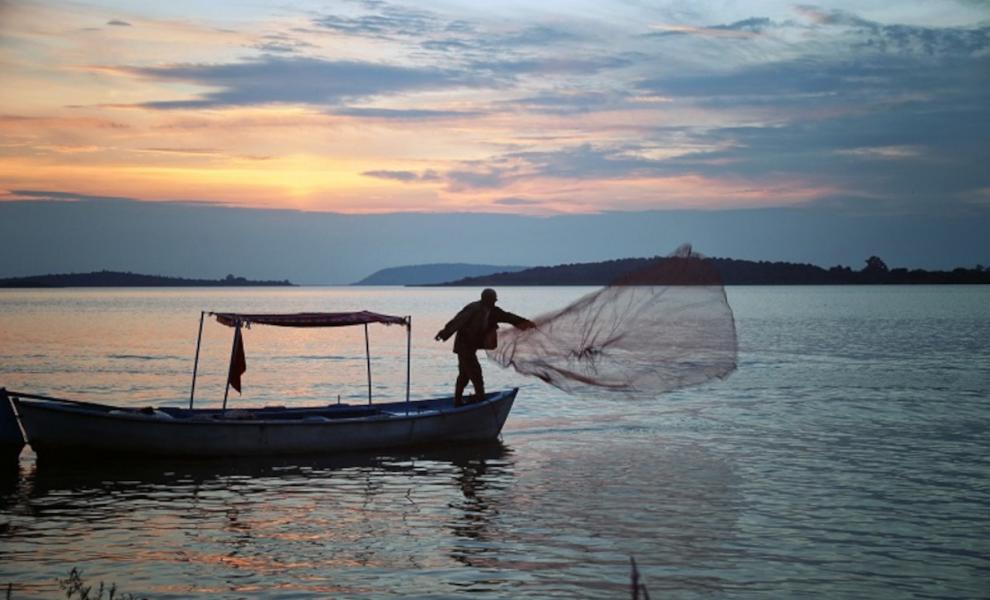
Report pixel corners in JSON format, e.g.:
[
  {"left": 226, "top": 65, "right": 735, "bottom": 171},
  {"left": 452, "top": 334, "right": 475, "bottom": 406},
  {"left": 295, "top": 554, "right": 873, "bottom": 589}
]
[{"left": 11, "top": 389, "right": 516, "bottom": 428}]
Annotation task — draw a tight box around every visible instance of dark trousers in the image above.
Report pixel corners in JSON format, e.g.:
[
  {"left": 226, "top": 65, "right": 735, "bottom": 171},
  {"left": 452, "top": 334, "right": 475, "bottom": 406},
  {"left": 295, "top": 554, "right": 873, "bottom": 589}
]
[{"left": 455, "top": 350, "right": 484, "bottom": 405}]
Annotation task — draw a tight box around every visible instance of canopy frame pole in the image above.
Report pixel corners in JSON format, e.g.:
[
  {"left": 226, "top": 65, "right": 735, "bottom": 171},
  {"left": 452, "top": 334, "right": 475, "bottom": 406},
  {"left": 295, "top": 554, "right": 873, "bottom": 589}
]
[
  {"left": 405, "top": 316, "right": 411, "bottom": 413},
  {"left": 364, "top": 323, "right": 372, "bottom": 405},
  {"left": 222, "top": 321, "right": 240, "bottom": 412},
  {"left": 189, "top": 311, "right": 205, "bottom": 409}
]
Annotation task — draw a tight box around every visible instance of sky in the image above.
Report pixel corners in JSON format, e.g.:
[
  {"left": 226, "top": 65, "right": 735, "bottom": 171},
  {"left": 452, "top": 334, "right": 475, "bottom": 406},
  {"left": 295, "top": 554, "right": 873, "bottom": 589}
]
[{"left": 1, "top": 0, "right": 988, "bottom": 280}]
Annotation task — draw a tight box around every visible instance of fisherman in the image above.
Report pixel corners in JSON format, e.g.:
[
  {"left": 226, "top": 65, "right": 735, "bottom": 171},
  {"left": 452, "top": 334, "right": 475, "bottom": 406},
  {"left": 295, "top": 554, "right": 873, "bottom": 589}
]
[{"left": 435, "top": 288, "right": 534, "bottom": 406}]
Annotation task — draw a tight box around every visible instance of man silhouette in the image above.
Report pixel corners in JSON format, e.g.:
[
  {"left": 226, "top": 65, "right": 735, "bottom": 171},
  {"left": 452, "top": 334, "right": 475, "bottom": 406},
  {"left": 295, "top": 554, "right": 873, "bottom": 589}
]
[{"left": 435, "top": 289, "right": 534, "bottom": 406}]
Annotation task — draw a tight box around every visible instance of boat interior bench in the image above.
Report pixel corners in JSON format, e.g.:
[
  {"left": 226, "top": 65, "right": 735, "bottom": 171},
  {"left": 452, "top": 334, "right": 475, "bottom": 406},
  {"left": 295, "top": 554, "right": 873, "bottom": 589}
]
[{"left": 154, "top": 405, "right": 387, "bottom": 421}]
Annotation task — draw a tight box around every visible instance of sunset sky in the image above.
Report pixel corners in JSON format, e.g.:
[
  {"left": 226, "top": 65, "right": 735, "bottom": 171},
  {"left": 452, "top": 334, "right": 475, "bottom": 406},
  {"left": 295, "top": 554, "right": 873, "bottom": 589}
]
[{"left": 1, "top": 1, "right": 988, "bottom": 280}]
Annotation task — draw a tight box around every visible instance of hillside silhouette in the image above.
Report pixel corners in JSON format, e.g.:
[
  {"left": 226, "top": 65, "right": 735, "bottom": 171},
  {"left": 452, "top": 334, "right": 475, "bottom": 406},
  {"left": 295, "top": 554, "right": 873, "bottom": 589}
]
[
  {"left": 434, "top": 256, "right": 990, "bottom": 286},
  {"left": 0, "top": 271, "right": 294, "bottom": 288},
  {"left": 353, "top": 263, "right": 526, "bottom": 285}
]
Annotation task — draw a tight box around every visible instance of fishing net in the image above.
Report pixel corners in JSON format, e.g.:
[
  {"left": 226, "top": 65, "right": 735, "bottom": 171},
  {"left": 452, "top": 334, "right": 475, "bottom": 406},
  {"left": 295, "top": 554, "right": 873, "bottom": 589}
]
[{"left": 488, "top": 245, "right": 737, "bottom": 398}]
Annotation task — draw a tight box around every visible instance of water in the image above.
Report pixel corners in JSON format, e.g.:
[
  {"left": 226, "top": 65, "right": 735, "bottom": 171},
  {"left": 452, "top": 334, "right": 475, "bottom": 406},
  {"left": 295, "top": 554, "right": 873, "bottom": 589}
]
[{"left": 1, "top": 286, "right": 988, "bottom": 598}]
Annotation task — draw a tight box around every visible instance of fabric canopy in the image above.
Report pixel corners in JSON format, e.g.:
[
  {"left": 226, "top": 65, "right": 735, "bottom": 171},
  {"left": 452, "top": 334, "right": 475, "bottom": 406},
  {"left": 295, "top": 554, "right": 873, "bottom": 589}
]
[{"left": 212, "top": 311, "right": 408, "bottom": 328}]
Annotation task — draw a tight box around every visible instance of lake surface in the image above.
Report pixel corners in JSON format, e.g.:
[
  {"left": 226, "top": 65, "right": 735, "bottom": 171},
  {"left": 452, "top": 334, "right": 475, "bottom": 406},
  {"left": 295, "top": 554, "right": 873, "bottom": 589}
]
[{"left": 1, "top": 286, "right": 988, "bottom": 598}]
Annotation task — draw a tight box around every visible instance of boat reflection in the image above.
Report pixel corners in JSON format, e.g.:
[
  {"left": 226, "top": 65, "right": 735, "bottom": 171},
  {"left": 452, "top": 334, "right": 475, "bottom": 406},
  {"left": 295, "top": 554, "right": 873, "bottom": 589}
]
[
  {"left": 448, "top": 448, "right": 501, "bottom": 568},
  {"left": 0, "top": 442, "right": 517, "bottom": 596},
  {"left": 0, "top": 455, "right": 20, "bottom": 509},
  {"left": 23, "top": 440, "right": 513, "bottom": 498}
]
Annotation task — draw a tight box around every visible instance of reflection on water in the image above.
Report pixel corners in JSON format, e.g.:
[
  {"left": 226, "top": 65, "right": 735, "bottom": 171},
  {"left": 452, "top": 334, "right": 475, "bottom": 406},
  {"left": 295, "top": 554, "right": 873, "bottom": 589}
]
[
  {"left": 25, "top": 442, "right": 509, "bottom": 495},
  {"left": 2, "top": 443, "right": 517, "bottom": 597},
  {"left": 2, "top": 286, "right": 989, "bottom": 598},
  {"left": 0, "top": 456, "right": 20, "bottom": 512},
  {"left": 0, "top": 432, "right": 748, "bottom": 598}
]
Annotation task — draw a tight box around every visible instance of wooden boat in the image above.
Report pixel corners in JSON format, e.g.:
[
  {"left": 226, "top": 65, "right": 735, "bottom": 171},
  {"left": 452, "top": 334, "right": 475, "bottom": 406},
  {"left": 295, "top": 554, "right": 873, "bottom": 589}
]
[
  {"left": 0, "top": 392, "right": 24, "bottom": 460},
  {"left": 8, "top": 389, "right": 516, "bottom": 459},
  {"left": 4, "top": 310, "right": 517, "bottom": 459}
]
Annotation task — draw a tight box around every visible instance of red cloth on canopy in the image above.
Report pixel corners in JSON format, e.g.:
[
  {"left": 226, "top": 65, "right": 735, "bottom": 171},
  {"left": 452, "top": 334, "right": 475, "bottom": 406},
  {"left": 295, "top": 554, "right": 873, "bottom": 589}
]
[{"left": 228, "top": 326, "right": 246, "bottom": 394}]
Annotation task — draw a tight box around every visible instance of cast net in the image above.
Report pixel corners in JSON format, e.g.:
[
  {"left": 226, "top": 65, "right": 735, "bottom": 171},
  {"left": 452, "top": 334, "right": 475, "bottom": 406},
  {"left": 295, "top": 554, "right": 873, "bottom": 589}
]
[{"left": 488, "top": 245, "right": 737, "bottom": 398}]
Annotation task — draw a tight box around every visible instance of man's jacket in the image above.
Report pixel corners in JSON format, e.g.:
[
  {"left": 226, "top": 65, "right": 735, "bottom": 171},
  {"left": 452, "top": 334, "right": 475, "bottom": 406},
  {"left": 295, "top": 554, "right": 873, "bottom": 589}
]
[{"left": 438, "top": 301, "right": 528, "bottom": 354}]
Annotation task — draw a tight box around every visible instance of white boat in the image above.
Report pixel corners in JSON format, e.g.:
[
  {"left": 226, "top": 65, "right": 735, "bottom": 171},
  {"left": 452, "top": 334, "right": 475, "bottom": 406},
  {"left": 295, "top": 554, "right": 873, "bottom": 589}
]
[{"left": 4, "top": 310, "right": 517, "bottom": 459}]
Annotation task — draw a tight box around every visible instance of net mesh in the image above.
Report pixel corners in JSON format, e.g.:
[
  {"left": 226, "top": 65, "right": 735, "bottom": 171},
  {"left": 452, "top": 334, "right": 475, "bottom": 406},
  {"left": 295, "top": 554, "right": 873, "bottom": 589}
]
[{"left": 488, "top": 245, "right": 737, "bottom": 398}]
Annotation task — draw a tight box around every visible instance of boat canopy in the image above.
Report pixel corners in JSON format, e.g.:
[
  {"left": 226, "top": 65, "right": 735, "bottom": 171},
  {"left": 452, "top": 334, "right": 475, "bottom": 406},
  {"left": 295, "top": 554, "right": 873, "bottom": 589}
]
[
  {"left": 211, "top": 311, "right": 408, "bottom": 329},
  {"left": 192, "top": 310, "right": 413, "bottom": 410}
]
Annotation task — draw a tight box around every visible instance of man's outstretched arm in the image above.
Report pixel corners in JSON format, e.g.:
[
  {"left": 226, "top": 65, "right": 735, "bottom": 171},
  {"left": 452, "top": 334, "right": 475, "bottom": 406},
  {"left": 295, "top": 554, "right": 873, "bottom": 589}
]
[{"left": 494, "top": 307, "right": 535, "bottom": 330}]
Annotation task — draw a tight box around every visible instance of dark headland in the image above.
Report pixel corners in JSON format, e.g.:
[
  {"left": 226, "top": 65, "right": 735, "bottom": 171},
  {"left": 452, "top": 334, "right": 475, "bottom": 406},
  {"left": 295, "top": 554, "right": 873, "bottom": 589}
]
[
  {"left": 0, "top": 271, "right": 294, "bottom": 288},
  {"left": 353, "top": 263, "right": 527, "bottom": 285},
  {"left": 430, "top": 256, "right": 990, "bottom": 286}
]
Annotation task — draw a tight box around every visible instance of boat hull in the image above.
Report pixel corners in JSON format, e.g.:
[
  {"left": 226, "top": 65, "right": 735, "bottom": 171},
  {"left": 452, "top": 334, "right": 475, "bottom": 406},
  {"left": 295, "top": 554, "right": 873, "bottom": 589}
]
[
  {"left": 12, "top": 389, "right": 516, "bottom": 459},
  {"left": 0, "top": 389, "right": 25, "bottom": 459}
]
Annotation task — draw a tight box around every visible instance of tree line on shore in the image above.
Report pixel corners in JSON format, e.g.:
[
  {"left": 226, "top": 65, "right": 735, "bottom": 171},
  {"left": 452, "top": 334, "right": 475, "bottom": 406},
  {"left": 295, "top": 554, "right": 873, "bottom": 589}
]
[
  {"left": 0, "top": 271, "right": 293, "bottom": 288},
  {"left": 3, "top": 256, "right": 988, "bottom": 288},
  {"left": 437, "top": 256, "right": 990, "bottom": 286}
]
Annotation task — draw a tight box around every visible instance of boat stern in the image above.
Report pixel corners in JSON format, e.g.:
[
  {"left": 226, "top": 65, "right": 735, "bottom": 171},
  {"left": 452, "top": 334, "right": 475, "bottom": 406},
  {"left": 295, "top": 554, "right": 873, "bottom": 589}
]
[{"left": 0, "top": 389, "right": 25, "bottom": 460}]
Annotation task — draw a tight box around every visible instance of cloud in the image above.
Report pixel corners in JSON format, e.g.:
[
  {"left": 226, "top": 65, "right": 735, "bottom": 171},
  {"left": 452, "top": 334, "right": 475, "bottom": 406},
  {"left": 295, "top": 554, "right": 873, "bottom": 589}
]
[
  {"left": 420, "top": 25, "right": 588, "bottom": 61},
  {"left": 638, "top": 52, "right": 987, "bottom": 102},
  {"left": 3, "top": 189, "right": 217, "bottom": 207},
  {"left": 493, "top": 196, "right": 543, "bottom": 206},
  {"left": 498, "top": 90, "right": 625, "bottom": 115},
  {"left": 312, "top": 3, "right": 443, "bottom": 40},
  {"left": 127, "top": 147, "right": 272, "bottom": 161},
  {"left": 99, "top": 5, "right": 625, "bottom": 114},
  {"left": 436, "top": 147, "right": 715, "bottom": 196},
  {"left": 636, "top": 12, "right": 990, "bottom": 116},
  {"left": 622, "top": 7, "right": 990, "bottom": 211},
  {"left": 362, "top": 169, "right": 440, "bottom": 182},
  {"left": 491, "top": 24, "right": 584, "bottom": 46},
  {"left": 117, "top": 56, "right": 472, "bottom": 109},
  {"left": 797, "top": 7, "right": 990, "bottom": 56},
  {"left": 467, "top": 55, "right": 631, "bottom": 80},
  {"left": 445, "top": 168, "right": 511, "bottom": 191},
  {"left": 138, "top": 147, "right": 221, "bottom": 155},
  {"left": 310, "top": 2, "right": 603, "bottom": 79},
  {"left": 712, "top": 17, "right": 774, "bottom": 33},
  {"left": 362, "top": 170, "right": 418, "bottom": 182},
  {"left": 0, "top": 114, "right": 130, "bottom": 129},
  {"left": 251, "top": 33, "right": 316, "bottom": 54},
  {"left": 432, "top": 82, "right": 990, "bottom": 209},
  {"left": 657, "top": 103, "right": 990, "bottom": 207},
  {"left": 646, "top": 18, "right": 774, "bottom": 38},
  {"left": 637, "top": 59, "right": 816, "bottom": 99},
  {"left": 833, "top": 146, "right": 923, "bottom": 160},
  {"left": 312, "top": 4, "right": 582, "bottom": 49},
  {"left": 421, "top": 38, "right": 472, "bottom": 52},
  {"left": 503, "top": 144, "right": 659, "bottom": 181},
  {"left": 7, "top": 189, "right": 114, "bottom": 201},
  {"left": 334, "top": 107, "right": 479, "bottom": 120},
  {"left": 5, "top": 1, "right": 988, "bottom": 224},
  {"left": 362, "top": 144, "right": 678, "bottom": 193},
  {"left": 106, "top": 19, "right": 132, "bottom": 27}
]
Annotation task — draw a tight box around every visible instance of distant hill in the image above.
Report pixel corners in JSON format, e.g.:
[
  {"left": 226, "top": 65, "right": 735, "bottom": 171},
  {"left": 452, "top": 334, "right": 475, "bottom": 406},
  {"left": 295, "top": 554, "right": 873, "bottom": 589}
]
[
  {"left": 353, "top": 263, "right": 528, "bottom": 285},
  {"left": 0, "top": 271, "right": 294, "bottom": 288},
  {"left": 434, "top": 255, "right": 990, "bottom": 286}
]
